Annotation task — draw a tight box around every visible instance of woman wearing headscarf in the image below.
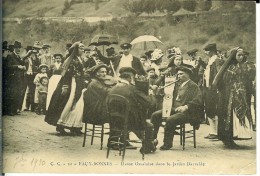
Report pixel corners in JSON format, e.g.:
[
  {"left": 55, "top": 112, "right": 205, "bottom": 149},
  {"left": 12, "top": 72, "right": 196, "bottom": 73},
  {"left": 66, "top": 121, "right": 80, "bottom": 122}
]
[
  {"left": 213, "top": 47, "right": 255, "bottom": 148},
  {"left": 45, "top": 42, "right": 85, "bottom": 135}
]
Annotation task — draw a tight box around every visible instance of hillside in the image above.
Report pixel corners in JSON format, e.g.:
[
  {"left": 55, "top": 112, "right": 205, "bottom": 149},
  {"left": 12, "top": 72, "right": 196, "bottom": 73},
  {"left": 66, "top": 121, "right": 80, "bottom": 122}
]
[
  {"left": 3, "top": 0, "right": 129, "bottom": 18},
  {"left": 2, "top": 1, "right": 256, "bottom": 62}
]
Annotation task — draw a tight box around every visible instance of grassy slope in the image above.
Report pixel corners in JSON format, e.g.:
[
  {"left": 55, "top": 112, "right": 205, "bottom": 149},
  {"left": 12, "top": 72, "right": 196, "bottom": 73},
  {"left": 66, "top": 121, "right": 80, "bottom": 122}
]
[{"left": 3, "top": 0, "right": 128, "bottom": 17}]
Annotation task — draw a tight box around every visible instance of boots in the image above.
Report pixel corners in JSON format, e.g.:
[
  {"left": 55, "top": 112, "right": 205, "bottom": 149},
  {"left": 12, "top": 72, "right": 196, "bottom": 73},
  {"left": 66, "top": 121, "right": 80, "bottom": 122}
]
[
  {"left": 140, "top": 126, "right": 157, "bottom": 154},
  {"left": 160, "top": 130, "right": 174, "bottom": 150}
]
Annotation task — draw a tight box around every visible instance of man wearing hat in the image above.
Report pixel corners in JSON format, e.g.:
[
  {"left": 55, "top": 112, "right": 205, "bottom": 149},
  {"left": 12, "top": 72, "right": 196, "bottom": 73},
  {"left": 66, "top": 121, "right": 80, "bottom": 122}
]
[
  {"left": 83, "top": 64, "right": 114, "bottom": 127},
  {"left": 184, "top": 48, "right": 207, "bottom": 85},
  {"left": 39, "top": 43, "right": 53, "bottom": 68},
  {"left": 107, "top": 67, "right": 157, "bottom": 153},
  {"left": 113, "top": 43, "right": 146, "bottom": 76},
  {"left": 203, "top": 43, "right": 224, "bottom": 140},
  {"left": 5, "top": 41, "right": 26, "bottom": 115},
  {"left": 49, "top": 54, "right": 63, "bottom": 76},
  {"left": 151, "top": 66, "right": 203, "bottom": 150},
  {"left": 23, "top": 46, "right": 41, "bottom": 111}
]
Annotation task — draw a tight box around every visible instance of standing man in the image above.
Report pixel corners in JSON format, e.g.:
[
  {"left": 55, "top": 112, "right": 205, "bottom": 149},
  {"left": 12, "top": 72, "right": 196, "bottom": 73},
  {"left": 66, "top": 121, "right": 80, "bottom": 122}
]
[
  {"left": 114, "top": 43, "right": 146, "bottom": 76},
  {"left": 203, "top": 43, "right": 223, "bottom": 140},
  {"left": 23, "top": 46, "right": 41, "bottom": 111},
  {"left": 6, "top": 41, "right": 26, "bottom": 115},
  {"left": 39, "top": 44, "right": 53, "bottom": 68}
]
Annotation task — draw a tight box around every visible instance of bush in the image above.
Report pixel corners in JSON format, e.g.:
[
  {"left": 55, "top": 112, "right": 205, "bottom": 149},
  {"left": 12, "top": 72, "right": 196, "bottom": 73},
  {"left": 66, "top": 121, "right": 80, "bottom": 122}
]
[
  {"left": 182, "top": 0, "right": 196, "bottom": 12},
  {"left": 192, "top": 35, "right": 208, "bottom": 44}
]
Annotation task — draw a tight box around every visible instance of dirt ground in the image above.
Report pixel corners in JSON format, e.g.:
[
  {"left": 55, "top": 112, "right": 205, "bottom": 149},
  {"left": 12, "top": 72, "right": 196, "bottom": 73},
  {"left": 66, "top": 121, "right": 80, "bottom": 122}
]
[{"left": 2, "top": 111, "right": 257, "bottom": 174}]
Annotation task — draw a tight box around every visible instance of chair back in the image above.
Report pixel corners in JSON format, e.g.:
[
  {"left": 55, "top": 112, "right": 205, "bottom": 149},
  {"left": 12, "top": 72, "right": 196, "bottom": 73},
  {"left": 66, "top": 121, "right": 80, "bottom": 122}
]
[{"left": 106, "top": 94, "right": 130, "bottom": 130}]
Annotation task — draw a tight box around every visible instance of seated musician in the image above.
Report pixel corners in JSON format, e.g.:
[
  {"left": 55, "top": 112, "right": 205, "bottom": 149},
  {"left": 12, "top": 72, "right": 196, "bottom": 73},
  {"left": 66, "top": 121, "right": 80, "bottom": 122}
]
[
  {"left": 83, "top": 64, "right": 115, "bottom": 125},
  {"left": 108, "top": 67, "right": 157, "bottom": 154},
  {"left": 150, "top": 66, "right": 203, "bottom": 150}
]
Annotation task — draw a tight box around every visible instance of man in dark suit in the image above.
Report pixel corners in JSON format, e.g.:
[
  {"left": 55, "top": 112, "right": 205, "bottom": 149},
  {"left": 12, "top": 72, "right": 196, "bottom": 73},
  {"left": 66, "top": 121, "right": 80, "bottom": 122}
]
[
  {"left": 151, "top": 66, "right": 203, "bottom": 150},
  {"left": 23, "top": 46, "right": 41, "bottom": 111},
  {"left": 5, "top": 41, "right": 26, "bottom": 115},
  {"left": 108, "top": 67, "right": 157, "bottom": 153}
]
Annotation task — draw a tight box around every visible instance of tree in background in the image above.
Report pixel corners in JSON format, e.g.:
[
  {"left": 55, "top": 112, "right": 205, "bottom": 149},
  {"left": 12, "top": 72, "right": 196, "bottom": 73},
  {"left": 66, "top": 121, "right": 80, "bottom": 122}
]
[{"left": 182, "top": 0, "right": 196, "bottom": 12}]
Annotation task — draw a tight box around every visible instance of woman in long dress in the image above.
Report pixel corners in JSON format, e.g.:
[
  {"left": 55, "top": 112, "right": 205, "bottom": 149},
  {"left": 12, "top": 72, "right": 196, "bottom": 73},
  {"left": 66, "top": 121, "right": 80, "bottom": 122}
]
[
  {"left": 45, "top": 42, "right": 85, "bottom": 135},
  {"left": 216, "top": 47, "right": 255, "bottom": 148}
]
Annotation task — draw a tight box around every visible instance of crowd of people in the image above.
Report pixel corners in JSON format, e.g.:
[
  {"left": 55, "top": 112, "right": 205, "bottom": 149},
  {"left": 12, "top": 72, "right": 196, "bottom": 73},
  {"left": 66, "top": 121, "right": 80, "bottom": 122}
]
[{"left": 2, "top": 39, "right": 256, "bottom": 153}]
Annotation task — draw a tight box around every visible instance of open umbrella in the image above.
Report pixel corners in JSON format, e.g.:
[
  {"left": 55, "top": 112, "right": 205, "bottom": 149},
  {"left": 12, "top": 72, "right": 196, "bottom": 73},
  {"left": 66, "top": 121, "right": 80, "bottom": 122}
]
[
  {"left": 130, "top": 35, "right": 163, "bottom": 51},
  {"left": 89, "top": 34, "right": 118, "bottom": 47},
  {"left": 89, "top": 34, "right": 118, "bottom": 76}
]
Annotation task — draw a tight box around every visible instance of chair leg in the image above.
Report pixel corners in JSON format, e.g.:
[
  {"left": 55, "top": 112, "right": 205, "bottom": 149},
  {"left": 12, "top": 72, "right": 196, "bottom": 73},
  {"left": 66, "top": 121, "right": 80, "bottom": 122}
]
[
  {"left": 193, "top": 126, "right": 196, "bottom": 148},
  {"left": 180, "top": 126, "right": 183, "bottom": 145},
  {"left": 82, "top": 123, "right": 87, "bottom": 147},
  {"left": 182, "top": 124, "right": 185, "bottom": 150},
  {"left": 106, "top": 138, "right": 110, "bottom": 159},
  {"left": 100, "top": 125, "right": 104, "bottom": 150},
  {"left": 122, "top": 132, "right": 127, "bottom": 162},
  {"left": 91, "top": 124, "right": 95, "bottom": 145}
]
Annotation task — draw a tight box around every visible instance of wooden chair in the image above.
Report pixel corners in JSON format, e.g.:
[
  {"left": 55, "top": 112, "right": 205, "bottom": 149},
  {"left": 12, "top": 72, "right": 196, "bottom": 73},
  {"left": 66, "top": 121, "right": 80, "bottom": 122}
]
[
  {"left": 162, "top": 117, "right": 197, "bottom": 150},
  {"left": 106, "top": 94, "right": 145, "bottom": 161},
  {"left": 82, "top": 123, "right": 105, "bottom": 150}
]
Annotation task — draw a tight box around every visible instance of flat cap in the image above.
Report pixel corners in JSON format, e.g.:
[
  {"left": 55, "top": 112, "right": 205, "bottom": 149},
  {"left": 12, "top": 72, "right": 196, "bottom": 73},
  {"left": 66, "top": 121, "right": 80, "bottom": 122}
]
[
  {"left": 187, "top": 48, "right": 198, "bottom": 55},
  {"left": 120, "top": 43, "right": 132, "bottom": 49},
  {"left": 119, "top": 67, "right": 137, "bottom": 75},
  {"left": 176, "top": 66, "right": 193, "bottom": 76}
]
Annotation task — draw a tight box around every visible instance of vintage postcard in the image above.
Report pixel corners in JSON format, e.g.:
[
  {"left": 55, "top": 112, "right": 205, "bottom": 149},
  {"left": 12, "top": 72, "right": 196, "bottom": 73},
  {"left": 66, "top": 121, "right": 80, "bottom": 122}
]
[{"left": 1, "top": 0, "right": 257, "bottom": 174}]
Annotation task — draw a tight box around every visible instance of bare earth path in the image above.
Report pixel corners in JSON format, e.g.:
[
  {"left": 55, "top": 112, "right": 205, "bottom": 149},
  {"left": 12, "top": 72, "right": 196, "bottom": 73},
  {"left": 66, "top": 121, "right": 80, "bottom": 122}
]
[{"left": 2, "top": 112, "right": 256, "bottom": 174}]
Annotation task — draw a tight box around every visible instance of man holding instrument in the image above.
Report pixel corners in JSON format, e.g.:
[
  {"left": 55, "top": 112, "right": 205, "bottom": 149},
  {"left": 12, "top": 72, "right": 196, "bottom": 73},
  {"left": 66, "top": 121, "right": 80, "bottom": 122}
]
[{"left": 150, "top": 66, "right": 203, "bottom": 150}]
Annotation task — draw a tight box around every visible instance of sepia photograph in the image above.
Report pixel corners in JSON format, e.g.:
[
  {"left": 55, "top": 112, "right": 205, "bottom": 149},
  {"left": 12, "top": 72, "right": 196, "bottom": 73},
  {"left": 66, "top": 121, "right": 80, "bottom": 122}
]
[{"left": 1, "top": 0, "right": 257, "bottom": 174}]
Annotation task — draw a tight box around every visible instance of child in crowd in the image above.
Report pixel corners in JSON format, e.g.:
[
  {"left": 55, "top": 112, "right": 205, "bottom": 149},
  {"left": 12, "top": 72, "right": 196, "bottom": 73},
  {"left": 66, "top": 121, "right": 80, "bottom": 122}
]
[
  {"left": 34, "top": 64, "right": 48, "bottom": 114},
  {"left": 38, "top": 76, "right": 49, "bottom": 115}
]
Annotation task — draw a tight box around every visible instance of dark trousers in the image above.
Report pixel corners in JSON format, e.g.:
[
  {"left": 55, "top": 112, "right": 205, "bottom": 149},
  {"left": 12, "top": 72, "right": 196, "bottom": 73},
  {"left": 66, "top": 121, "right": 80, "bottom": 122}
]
[
  {"left": 38, "top": 93, "right": 47, "bottom": 114},
  {"left": 24, "top": 74, "right": 36, "bottom": 111},
  {"left": 109, "top": 121, "right": 154, "bottom": 150},
  {"left": 151, "top": 110, "right": 192, "bottom": 146},
  {"left": 5, "top": 77, "right": 23, "bottom": 114}
]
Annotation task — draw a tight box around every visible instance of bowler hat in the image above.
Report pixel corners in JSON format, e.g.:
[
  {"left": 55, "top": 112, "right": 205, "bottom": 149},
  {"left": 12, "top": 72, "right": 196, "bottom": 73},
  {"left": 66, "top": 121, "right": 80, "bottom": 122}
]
[
  {"left": 119, "top": 67, "right": 137, "bottom": 75},
  {"left": 176, "top": 66, "right": 193, "bottom": 77},
  {"left": 187, "top": 48, "right": 198, "bottom": 56},
  {"left": 204, "top": 43, "right": 217, "bottom": 51},
  {"left": 3, "top": 41, "right": 8, "bottom": 50},
  {"left": 14, "top": 41, "right": 22, "bottom": 48},
  {"left": 120, "top": 43, "right": 132, "bottom": 49}
]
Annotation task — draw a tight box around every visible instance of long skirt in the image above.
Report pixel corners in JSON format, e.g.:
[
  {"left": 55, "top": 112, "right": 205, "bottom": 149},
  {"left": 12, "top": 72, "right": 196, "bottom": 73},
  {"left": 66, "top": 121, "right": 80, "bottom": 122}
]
[
  {"left": 46, "top": 75, "right": 62, "bottom": 110},
  {"left": 57, "top": 79, "right": 85, "bottom": 128},
  {"left": 233, "top": 110, "right": 253, "bottom": 140}
]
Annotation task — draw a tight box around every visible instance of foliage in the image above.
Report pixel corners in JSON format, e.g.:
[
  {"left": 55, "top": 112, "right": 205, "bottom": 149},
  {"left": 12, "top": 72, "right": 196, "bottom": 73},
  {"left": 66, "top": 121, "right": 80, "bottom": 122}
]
[{"left": 182, "top": 0, "right": 196, "bottom": 12}]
